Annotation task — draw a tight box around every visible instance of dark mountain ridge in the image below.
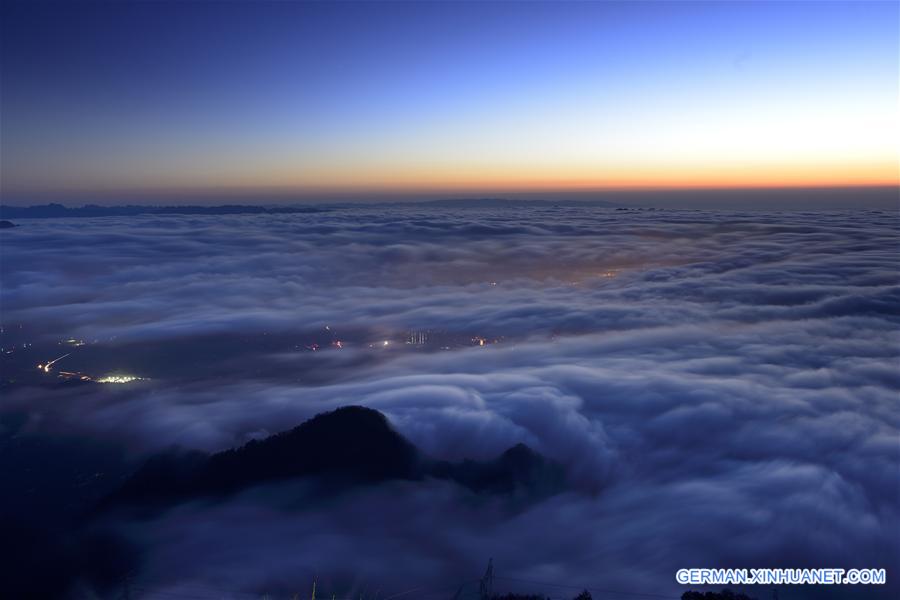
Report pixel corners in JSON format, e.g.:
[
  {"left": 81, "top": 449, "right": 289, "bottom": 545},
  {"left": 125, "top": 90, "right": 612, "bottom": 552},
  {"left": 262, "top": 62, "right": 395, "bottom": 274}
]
[{"left": 108, "top": 406, "right": 566, "bottom": 509}]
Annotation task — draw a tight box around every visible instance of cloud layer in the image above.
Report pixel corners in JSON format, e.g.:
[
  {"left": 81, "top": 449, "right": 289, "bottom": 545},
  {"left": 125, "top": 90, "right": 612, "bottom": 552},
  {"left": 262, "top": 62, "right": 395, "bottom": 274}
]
[{"left": 1, "top": 205, "right": 898, "bottom": 599}]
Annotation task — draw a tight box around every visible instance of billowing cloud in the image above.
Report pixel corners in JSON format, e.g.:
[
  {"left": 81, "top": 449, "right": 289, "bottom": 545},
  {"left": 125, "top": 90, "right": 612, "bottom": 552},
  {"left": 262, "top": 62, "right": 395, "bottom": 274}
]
[{"left": 1, "top": 205, "right": 897, "bottom": 599}]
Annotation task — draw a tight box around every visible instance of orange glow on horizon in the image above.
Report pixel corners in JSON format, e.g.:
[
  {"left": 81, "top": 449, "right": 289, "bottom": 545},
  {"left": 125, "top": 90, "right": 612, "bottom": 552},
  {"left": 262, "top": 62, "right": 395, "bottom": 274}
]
[{"left": 13, "top": 160, "right": 896, "bottom": 198}]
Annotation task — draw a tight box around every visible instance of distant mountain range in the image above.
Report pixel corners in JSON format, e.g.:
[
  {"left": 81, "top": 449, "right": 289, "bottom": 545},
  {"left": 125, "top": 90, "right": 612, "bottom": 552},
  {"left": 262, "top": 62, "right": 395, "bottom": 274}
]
[
  {"left": 420, "top": 198, "right": 616, "bottom": 208},
  {"left": 0, "top": 203, "right": 331, "bottom": 219},
  {"left": 2, "top": 186, "right": 896, "bottom": 218},
  {"left": 106, "top": 406, "right": 566, "bottom": 510},
  {"left": 0, "top": 198, "right": 618, "bottom": 220}
]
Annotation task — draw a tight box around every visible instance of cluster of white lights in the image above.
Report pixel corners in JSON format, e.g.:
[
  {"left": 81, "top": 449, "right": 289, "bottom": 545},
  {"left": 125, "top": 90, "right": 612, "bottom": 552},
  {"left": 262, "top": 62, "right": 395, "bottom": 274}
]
[{"left": 96, "top": 375, "right": 144, "bottom": 384}]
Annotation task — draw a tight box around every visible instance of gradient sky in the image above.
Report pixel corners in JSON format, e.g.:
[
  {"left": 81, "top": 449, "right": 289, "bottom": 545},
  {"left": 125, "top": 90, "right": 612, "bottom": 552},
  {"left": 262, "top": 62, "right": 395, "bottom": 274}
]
[{"left": 1, "top": 0, "right": 898, "bottom": 201}]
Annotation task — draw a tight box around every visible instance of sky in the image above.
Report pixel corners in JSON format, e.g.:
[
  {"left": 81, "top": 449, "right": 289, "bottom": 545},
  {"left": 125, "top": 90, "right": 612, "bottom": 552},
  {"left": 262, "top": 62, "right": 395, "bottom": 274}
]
[{"left": 1, "top": 0, "right": 898, "bottom": 202}]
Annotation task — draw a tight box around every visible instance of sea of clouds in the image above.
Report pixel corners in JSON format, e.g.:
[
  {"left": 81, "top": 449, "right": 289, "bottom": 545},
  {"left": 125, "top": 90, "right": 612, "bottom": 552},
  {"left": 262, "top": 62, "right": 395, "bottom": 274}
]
[{"left": 1, "top": 205, "right": 898, "bottom": 599}]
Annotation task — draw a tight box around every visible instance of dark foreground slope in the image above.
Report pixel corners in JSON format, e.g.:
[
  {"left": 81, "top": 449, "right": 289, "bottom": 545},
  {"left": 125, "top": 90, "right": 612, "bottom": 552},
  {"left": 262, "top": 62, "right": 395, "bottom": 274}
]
[{"left": 5, "top": 407, "right": 565, "bottom": 597}]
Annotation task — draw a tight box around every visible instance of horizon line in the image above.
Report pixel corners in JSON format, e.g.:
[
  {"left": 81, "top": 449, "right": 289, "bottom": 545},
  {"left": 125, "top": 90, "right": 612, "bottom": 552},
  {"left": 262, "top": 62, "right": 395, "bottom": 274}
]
[{"left": 2, "top": 182, "right": 897, "bottom": 203}]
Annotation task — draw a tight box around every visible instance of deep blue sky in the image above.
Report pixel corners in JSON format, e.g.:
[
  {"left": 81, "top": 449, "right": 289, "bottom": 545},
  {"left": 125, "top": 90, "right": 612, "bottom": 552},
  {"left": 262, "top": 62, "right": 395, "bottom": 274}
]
[{"left": 1, "top": 1, "right": 897, "bottom": 202}]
